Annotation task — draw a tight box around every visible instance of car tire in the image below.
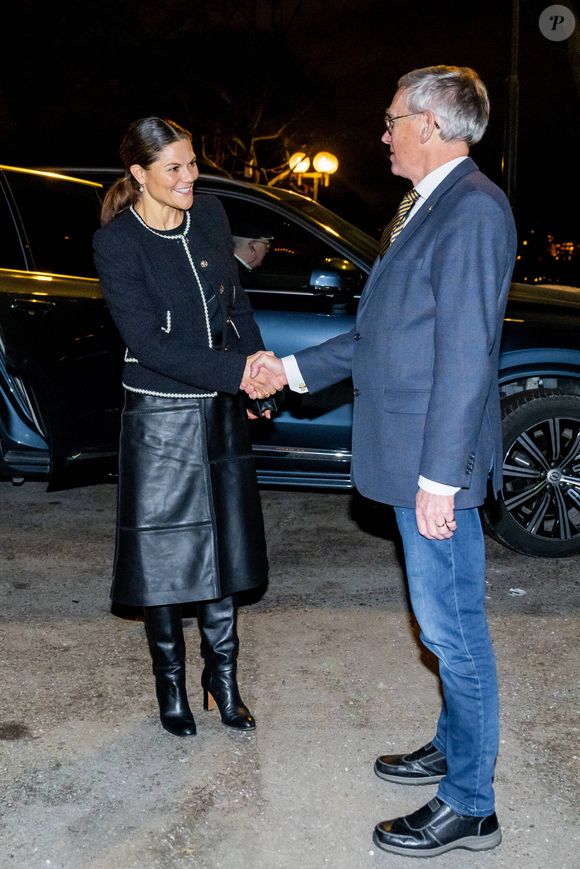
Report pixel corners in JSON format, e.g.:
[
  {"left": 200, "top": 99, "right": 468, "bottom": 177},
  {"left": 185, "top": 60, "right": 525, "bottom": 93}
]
[{"left": 483, "top": 389, "right": 580, "bottom": 558}]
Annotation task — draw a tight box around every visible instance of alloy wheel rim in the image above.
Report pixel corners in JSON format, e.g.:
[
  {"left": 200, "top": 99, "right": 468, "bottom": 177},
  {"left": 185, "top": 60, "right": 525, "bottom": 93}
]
[{"left": 501, "top": 415, "right": 580, "bottom": 541}]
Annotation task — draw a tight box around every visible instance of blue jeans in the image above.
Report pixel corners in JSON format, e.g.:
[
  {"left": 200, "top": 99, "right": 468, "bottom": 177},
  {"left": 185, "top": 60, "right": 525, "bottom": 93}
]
[{"left": 394, "top": 506, "right": 499, "bottom": 816}]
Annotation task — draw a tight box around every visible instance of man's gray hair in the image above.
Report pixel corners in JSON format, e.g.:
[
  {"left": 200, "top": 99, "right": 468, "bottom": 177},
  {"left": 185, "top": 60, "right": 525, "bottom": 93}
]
[{"left": 398, "top": 65, "right": 490, "bottom": 145}]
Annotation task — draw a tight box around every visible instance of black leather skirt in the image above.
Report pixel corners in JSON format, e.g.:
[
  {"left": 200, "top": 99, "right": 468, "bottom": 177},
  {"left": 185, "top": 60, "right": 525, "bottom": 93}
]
[{"left": 111, "top": 391, "right": 268, "bottom": 606}]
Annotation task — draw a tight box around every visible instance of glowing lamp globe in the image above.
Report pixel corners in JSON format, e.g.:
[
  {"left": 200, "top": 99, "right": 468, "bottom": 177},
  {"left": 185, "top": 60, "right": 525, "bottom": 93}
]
[
  {"left": 312, "top": 152, "right": 339, "bottom": 174},
  {"left": 289, "top": 152, "right": 310, "bottom": 173}
]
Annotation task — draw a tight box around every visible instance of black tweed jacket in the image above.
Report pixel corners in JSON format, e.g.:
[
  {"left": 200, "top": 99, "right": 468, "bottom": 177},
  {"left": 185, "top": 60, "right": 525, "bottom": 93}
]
[{"left": 93, "top": 194, "right": 264, "bottom": 398}]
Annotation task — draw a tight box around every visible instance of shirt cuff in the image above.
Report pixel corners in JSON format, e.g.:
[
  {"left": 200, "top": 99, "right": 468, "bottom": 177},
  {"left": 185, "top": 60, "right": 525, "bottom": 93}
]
[
  {"left": 282, "top": 355, "right": 309, "bottom": 393},
  {"left": 418, "top": 475, "right": 460, "bottom": 496}
]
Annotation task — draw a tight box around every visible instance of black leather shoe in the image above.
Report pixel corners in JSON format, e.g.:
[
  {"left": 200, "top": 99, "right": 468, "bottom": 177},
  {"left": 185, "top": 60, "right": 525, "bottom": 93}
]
[
  {"left": 373, "top": 797, "right": 502, "bottom": 857},
  {"left": 374, "top": 742, "right": 446, "bottom": 784}
]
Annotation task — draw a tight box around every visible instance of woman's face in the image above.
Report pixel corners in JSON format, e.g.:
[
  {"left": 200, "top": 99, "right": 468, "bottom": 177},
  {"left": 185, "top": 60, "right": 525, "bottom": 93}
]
[{"left": 133, "top": 138, "right": 199, "bottom": 210}]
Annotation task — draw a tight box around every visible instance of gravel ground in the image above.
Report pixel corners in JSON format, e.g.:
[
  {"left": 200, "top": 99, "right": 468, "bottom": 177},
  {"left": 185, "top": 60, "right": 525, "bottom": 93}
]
[{"left": 0, "top": 482, "right": 578, "bottom": 869}]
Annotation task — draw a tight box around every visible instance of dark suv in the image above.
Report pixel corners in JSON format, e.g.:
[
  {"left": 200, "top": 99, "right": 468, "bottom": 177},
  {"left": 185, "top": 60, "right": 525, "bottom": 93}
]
[{"left": 1, "top": 164, "right": 579, "bottom": 557}]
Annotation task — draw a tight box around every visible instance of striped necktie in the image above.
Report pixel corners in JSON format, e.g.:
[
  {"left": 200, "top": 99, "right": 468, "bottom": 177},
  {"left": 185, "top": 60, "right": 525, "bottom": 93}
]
[{"left": 379, "top": 188, "right": 420, "bottom": 257}]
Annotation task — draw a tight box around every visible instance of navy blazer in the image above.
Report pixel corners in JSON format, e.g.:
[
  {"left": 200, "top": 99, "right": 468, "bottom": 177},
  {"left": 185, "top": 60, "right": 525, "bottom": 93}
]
[{"left": 296, "top": 158, "right": 517, "bottom": 509}]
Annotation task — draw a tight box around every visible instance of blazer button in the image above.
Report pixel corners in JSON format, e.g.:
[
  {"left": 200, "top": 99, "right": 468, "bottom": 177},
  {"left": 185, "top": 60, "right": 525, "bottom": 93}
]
[
  {"left": 353, "top": 388, "right": 360, "bottom": 397},
  {"left": 354, "top": 332, "right": 361, "bottom": 341},
  {"left": 200, "top": 259, "right": 209, "bottom": 268},
  {"left": 219, "top": 284, "right": 225, "bottom": 294}
]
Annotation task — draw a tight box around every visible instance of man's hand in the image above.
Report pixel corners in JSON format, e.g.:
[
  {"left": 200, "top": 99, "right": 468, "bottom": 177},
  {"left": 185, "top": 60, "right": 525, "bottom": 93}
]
[
  {"left": 241, "top": 351, "right": 286, "bottom": 400},
  {"left": 415, "top": 489, "right": 457, "bottom": 540},
  {"left": 249, "top": 351, "right": 288, "bottom": 385}
]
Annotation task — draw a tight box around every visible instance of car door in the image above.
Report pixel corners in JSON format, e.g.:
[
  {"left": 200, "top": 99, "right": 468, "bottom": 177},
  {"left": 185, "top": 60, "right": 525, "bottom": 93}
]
[
  {"left": 212, "top": 193, "right": 369, "bottom": 487},
  {"left": 0, "top": 168, "right": 124, "bottom": 489}
]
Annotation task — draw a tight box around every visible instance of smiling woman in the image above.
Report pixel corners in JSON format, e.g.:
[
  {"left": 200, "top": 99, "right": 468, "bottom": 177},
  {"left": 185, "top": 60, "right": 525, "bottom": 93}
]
[
  {"left": 127, "top": 138, "right": 198, "bottom": 224},
  {"left": 92, "top": 116, "right": 281, "bottom": 740},
  {"left": 99, "top": 117, "right": 196, "bottom": 227}
]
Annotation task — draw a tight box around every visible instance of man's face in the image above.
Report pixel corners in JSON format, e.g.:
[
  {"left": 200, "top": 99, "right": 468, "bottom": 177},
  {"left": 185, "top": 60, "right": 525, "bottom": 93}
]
[
  {"left": 381, "top": 88, "right": 423, "bottom": 182},
  {"left": 251, "top": 239, "right": 271, "bottom": 268}
]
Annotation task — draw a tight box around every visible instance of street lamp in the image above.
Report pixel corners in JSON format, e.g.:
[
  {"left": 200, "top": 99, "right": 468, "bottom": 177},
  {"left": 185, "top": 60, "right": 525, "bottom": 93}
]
[
  {"left": 288, "top": 152, "right": 311, "bottom": 173},
  {"left": 288, "top": 150, "right": 339, "bottom": 200},
  {"left": 312, "top": 151, "right": 339, "bottom": 175}
]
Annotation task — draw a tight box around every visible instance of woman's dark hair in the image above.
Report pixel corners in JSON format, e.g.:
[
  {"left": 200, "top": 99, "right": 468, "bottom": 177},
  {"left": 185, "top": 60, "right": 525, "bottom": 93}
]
[{"left": 100, "top": 117, "right": 192, "bottom": 226}]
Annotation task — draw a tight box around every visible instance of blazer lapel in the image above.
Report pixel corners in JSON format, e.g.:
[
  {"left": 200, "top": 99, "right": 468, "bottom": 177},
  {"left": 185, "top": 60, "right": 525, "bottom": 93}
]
[{"left": 359, "top": 158, "right": 479, "bottom": 311}]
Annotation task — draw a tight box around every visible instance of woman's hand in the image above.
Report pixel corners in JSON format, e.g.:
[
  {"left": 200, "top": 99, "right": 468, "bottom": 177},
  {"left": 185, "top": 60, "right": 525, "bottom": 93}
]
[{"left": 241, "top": 351, "right": 286, "bottom": 399}]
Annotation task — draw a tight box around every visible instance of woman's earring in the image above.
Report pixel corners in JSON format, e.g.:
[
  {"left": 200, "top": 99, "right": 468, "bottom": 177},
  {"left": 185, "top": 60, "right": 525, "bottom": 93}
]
[{"left": 139, "top": 185, "right": 144, "bottom": 193}]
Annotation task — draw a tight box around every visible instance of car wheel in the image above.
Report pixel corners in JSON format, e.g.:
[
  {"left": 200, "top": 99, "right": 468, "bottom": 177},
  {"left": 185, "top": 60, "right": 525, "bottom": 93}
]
[{"left": 483, "top": 390, "right": 580, "bottom": 557}]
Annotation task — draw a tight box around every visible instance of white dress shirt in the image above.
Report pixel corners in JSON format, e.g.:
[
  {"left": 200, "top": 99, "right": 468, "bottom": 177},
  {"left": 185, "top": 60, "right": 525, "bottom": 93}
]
[{"left": 282, "top": 157, "right": 469, "bottom": 496}]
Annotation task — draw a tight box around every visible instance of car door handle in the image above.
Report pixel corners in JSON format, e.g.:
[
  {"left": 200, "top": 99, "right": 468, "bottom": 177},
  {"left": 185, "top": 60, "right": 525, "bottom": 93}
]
[{"left": 10, "top": 300, "right": 56, "bottom": 320}]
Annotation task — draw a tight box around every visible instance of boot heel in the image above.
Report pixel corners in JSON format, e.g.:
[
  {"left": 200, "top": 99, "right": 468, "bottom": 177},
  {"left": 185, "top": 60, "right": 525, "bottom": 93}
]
[{"left": 203, "top": 687, "right": 217, "bottom": 711}]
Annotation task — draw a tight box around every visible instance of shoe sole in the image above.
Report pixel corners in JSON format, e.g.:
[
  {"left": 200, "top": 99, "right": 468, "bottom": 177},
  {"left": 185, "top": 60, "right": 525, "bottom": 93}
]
[
  {"left": 374, "top": 766, "right": 445, "bottom": 785},
  {"left": 372, "top": 828, "right": 502, "bottom": 857}
]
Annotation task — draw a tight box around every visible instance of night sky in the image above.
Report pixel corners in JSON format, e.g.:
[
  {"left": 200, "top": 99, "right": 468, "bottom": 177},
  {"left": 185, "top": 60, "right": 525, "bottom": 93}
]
[
  {"left": 2, "top": 0, "right": 578, "bottom": 262},
  {"left": 284, "top": 0, "right": 580, "bottom": 240}
]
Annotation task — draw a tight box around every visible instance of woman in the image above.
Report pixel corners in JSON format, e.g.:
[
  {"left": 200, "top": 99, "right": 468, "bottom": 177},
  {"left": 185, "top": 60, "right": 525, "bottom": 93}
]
[{"left": 93, "top": 117, "right": 282, "bottom": 737}]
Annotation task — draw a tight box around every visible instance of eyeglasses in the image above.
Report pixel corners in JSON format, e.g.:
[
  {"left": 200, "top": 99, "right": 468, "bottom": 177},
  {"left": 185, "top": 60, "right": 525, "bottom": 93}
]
[
  {"left": 384, "top": 111, "right": 440, "bottom": 133},
  {"left": 254, "top": 239, "right": 272, "bottom": 251}
]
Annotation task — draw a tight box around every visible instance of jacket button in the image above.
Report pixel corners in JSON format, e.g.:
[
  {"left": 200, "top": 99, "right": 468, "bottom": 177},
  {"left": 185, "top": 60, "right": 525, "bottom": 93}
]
[
  {"left": 354, "top": 332, "right": 361, "bottom": 341},
  {"left": 200, "top": 259, "right": 209, "bottom": 268},
  {"left": 353, "top": 388, "right": 360, "bottom": 397},
  {"left": 219, "top": 284, "right": 225, "bottom": 294}
]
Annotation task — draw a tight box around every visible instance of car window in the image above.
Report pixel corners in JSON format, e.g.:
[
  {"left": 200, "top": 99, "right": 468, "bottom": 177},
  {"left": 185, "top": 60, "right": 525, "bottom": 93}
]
[
  {"left": 4, "top": 172, "right": 101, "bottom": 278},
  {"left": 216, "top": 197, "right": 365, "bottom": 313},
  {"left": 0, "top": 179, "right": 27, "bottom": 269}
]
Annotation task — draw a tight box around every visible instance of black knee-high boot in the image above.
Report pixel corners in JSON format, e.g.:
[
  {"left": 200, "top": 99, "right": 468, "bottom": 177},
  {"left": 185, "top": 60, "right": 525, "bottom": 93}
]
[
  {"left": 143, "top": 604, "right": 197, "bottom": 737},
  {"left": 197, "top": 595, "right": 255, "bottom": 730}
]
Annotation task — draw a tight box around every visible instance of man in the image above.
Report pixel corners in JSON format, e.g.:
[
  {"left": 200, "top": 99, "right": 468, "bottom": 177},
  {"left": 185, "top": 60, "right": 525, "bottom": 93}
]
[
  {"left": 252, "top": 66, "right": 517, "bottom": 857},
  {"left": 230, "top": 219, "right": 274, "bottom": 285}
]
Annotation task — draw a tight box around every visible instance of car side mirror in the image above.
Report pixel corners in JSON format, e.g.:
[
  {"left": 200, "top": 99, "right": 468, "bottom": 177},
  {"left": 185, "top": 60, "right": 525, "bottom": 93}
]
[{"left": 308, "top": 258, "right": 359, "bottom": 297}]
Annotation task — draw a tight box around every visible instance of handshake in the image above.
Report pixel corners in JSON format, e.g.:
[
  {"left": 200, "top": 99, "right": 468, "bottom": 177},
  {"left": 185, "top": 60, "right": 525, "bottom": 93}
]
[{"left": 241, "top": 351, "right": 288, "bottom": 400}]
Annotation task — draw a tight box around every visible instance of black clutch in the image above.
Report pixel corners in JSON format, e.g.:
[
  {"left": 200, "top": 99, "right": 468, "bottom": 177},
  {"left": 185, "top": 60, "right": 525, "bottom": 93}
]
[{"left": 246, "top": 395, "right": 278, "bottom": 417}]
